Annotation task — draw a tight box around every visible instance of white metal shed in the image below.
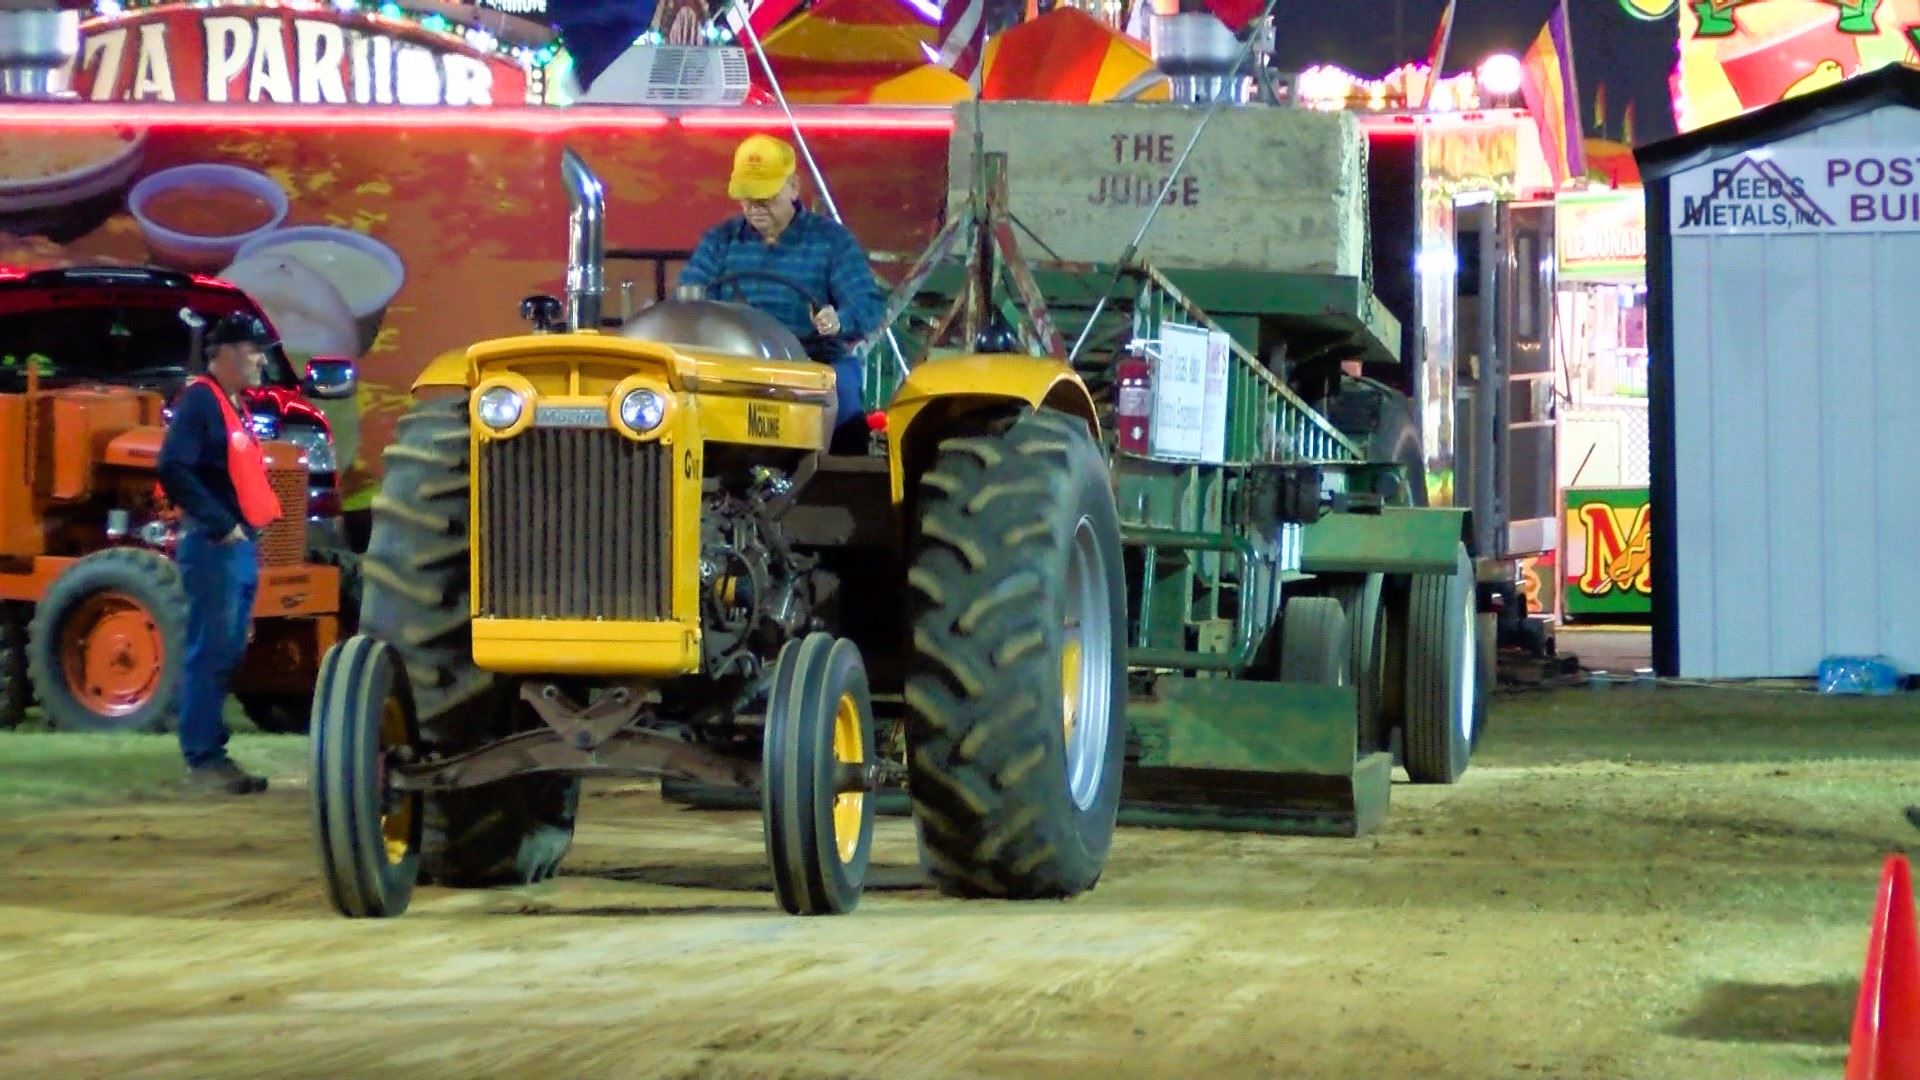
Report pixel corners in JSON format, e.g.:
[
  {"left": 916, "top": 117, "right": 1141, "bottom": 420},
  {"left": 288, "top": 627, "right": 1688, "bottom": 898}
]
[{"left": 1637, "top": 66, "right": 1920, "bottom": 680}]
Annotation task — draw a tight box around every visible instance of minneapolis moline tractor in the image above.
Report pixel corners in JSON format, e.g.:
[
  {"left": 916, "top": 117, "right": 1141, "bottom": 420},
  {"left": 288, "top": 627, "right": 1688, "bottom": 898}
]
[{"left": 311, "top": 149, "right": 1128, "bottom": 917}]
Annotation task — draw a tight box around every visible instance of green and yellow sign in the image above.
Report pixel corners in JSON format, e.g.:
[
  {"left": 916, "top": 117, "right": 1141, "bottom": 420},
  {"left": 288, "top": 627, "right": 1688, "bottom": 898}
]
[{"left": 1562, "top": 486, "right": 1652, "bottom": 617}]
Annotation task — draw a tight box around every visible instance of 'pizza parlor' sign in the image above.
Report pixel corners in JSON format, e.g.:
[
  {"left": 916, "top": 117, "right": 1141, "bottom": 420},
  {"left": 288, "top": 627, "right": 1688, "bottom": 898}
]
[{"left": 67, "top": 2, "right": 536, "bottom": 106}]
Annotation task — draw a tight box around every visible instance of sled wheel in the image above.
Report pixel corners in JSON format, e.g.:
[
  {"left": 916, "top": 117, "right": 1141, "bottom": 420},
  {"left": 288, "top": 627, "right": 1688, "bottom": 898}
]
[
  {"left": 1279, "top": 596, "right": 1352, "bottom": 686},
  {"left": 312, "top": 634, "right": 422, "bottom": 919},
  {"left": 1329, "top": 575, "right": 1387, "bottom": 751},
  {"left": 764, "top": 632, "right": 875, "bottom": 916},
  {"left": 1403, "top": 543, "right": 1478, "bottom": 784}
]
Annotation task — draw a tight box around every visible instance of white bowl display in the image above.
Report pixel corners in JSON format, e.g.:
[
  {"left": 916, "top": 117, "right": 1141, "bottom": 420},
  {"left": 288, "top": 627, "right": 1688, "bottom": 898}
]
[
  {"left": 128, "top": 163, "right": 290, "bottom": 272},
  {"left": 236, "top": 226, "right": 406, "bottom": 356}
]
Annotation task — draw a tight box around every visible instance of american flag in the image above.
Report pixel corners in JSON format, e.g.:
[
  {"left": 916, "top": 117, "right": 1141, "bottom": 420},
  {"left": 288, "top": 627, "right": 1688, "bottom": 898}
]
[{"left": 933, "top": 0, "right": 988, "bottom": 83}]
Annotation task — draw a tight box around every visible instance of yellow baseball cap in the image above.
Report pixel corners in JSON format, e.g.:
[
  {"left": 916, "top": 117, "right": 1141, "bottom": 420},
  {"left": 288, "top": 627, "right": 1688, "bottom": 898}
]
[{"left": 729, "top": 133, "right": 797, "bottom": 200}]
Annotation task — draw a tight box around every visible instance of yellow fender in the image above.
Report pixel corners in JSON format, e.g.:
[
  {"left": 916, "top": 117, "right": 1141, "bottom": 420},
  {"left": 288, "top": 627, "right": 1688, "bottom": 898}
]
[
  {"left": 410, "top": 347, "right": 474, "bottom": 393},
  {"left": 883, "top": 354, "right": 1100, "bottom": 505}
]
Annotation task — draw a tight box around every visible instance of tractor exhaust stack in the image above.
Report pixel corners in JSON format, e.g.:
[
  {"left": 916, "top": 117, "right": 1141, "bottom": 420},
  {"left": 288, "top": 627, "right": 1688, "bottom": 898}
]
[
  {"left": 0, "top": 5, "right": 79, "bottom": 100},
  {"left": 560, "top": 147, "right": 605, "bottom": 332}
]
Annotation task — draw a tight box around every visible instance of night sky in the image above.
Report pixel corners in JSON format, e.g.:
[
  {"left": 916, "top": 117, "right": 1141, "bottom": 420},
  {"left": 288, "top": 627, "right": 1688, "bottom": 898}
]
[{"left": 1268, "top": 0, "right": 1681, "bottom": 143}]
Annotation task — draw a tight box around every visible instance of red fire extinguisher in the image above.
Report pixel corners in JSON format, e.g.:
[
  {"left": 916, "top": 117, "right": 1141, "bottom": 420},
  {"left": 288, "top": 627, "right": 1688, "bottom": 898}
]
[{"left": 1116, "top": 355, "right": 1152, "bottom": 456}]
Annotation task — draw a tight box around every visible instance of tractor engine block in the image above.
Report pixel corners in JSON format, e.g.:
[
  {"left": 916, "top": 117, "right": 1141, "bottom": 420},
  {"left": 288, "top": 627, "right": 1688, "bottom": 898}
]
[{"left": 697, "top": 465, "right": 817, "bottom": 681}]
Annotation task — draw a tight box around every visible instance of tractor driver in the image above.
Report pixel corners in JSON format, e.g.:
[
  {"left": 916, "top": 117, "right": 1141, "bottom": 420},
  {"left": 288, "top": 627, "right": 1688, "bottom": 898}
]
[{"left": 678, "top": 133, "right": 884, "bottom": 453}]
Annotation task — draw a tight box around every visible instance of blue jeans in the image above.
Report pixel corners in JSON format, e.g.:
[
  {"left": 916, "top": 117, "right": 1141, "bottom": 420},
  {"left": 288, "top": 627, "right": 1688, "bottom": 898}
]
[
  {"left": 176, "top": 531, "right": 258, "bottom": 768},
  {"left": 830, "top": 355, "right": 865, "bottom": 426}
]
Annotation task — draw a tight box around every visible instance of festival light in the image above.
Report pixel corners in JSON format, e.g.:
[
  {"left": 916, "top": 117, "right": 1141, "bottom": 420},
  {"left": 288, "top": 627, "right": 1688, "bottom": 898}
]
[{"left": 1477, "top": 53, "right": 1524, "bottom": 96}]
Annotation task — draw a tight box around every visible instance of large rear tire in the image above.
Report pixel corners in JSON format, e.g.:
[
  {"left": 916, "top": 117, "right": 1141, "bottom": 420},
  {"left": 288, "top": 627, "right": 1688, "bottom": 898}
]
[
  {"left": 26, "top": 548, "right": 188, "bottom": 734},
  {"left": 360, "top": 393, "right": 579, "bottom": 888},
  {"left": 904, "top": 408, "right": 1127, "bottom": 900},
  {"left": 0, "top": 602, "right": 28, "bottom": 730},
  {"left": 1402, "top": 544, "right": 1478, "bottom": 784},
  {"left": 311, "top": 634, "right": 422, "bottom": 918}
]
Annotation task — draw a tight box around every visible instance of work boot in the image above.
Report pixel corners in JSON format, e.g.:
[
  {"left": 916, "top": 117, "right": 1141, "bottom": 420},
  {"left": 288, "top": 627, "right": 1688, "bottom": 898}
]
[{"left": 186, "top": 758, "right": 269, "bottom": 796}]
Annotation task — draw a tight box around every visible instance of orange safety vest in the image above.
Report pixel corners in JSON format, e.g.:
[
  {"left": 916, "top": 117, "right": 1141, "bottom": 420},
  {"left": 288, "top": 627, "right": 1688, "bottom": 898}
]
[{"left": 187, "top": 375, "right": 283, "bottom": 530}]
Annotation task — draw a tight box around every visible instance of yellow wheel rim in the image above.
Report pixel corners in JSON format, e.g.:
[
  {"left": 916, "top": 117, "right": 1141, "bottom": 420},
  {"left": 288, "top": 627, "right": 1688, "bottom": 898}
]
[
  {"left": 1060, "top": 636, "right": 1083, "bottom": 742},
  {"left": 830, "top": 692, "right": 864, "bottom": 864},
  {"left": 378, "top": 695, "right": 414, "bottom": 866}
]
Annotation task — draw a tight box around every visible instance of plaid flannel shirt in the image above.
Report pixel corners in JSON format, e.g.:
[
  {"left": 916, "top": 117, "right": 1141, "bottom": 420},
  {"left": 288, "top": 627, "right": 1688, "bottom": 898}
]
[{"left": 678, "top": 207, "right": 884, "bottom": 360}]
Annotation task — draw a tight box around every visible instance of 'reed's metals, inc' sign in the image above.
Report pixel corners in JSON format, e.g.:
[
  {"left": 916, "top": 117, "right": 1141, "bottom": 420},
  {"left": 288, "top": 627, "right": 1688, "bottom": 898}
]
[{"left": 1671, "top": 148, "right": 1920, "bottom": 233}]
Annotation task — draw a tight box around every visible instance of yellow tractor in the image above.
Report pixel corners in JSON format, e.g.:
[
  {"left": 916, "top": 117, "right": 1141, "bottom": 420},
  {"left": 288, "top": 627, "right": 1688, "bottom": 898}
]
[{"left": 310, "top": 149, "right": 1127, "bottom": 918}]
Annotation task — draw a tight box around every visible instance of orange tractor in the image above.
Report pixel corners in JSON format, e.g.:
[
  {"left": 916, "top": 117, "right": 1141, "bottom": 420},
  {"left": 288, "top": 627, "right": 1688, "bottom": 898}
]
[{"left": 0, "top": 364, "right": 347, "bottom": 733}]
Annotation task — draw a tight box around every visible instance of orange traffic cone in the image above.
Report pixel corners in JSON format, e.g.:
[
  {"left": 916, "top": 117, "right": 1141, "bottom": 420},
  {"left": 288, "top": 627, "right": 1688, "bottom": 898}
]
[{"left": 1847, "top": 854, "right": 1920, "bottom": 1080}]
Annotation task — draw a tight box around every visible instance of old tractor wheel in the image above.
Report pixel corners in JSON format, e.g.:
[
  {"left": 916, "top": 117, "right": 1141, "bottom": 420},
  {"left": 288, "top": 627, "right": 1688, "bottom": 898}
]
[
  {"left": 1279, "top": 596, "right": 1352, "bottom": 685},
  {"left": 0, "top": 603, "right": 28, "bottom": 730},
  {"left": 359, "top": 393, "right": 580, "bottom": 888},
  {"left": 1402, "top": 543, "right": 1478, "bottom": 784},
  {"left": 27, "top": 548, "right": 188, "bottom": 733},
  {"left": 1328, "top": 575, "right": 1388, "bottom": 751},
  {"left": 236, "top": 550, "right": 363, "bottom": 735},
  {"left": 904, "top": 407, "right": 1128, "bottom": 900},
  {"left": 311, "top": 634, "right": 422, "bottom": 919},
  {"left": 763, "top": 632, "right": 876, "bottom": 916}
]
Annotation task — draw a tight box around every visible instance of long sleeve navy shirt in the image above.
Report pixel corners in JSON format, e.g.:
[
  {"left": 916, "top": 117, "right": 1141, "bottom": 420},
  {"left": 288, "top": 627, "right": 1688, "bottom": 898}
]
[
  {"left": 156, "top": 381, "right": 250, "bottom": 542},
  {"left": 678, "top": 208, "right": 884, "bottom": 362}
]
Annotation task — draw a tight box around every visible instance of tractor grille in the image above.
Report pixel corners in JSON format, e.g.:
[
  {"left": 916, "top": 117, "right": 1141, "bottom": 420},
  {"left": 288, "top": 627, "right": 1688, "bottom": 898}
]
[
  {"left": 477, "top": 429, "right": 674, "bottom": 621},
  {"left": 260, "top": 465, "right": 308, "bottom": 567}
]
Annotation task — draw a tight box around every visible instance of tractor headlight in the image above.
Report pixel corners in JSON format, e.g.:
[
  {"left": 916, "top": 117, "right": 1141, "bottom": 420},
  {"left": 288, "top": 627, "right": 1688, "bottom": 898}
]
[
  {"left": 619, "top": 388, "right": 666, "bottom": 433},
  {"left": 281, "top": 424, "right": 335, "bottom": 473},
  {"left": 476, "top": 385, "right": 526, "bottom": 431}
]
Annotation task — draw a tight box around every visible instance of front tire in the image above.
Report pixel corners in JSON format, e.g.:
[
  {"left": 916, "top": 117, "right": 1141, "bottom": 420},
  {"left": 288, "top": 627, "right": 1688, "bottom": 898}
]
[
  {"left": 904, "top": 407, "right": 1127, "bottom": 900},
  {"left": 26, "top": 548, "right": 188, "bottom": 734},
  {"left": 360, "top": 393, "right": 579, "bottom": 887},
  {"left": 311, "top": 635, "right": 422, "bottom": 918},
  {"left": 763, "top": 632, "right": 875, "bottom": 916}
]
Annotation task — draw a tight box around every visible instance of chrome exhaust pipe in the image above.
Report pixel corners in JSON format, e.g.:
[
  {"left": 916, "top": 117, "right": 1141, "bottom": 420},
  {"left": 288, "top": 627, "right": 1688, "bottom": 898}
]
[
  {"left": 0, "top": 6, "right": 80, "bottom": 100},
  {"left": 559, "top": 147, "right": 604, "bottom": 332}
]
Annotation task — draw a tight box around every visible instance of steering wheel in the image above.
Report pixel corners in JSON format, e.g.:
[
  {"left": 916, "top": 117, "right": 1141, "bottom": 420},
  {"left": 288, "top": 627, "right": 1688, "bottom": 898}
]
[{"left": 704, "top": 269, "right": 827, "bottom": 341}]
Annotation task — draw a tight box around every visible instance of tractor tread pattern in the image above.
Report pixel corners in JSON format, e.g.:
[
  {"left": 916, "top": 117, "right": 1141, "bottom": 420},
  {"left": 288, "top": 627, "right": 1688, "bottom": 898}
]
[{"left": 905, "top": 407, "right": 1119, "bottom": 901}]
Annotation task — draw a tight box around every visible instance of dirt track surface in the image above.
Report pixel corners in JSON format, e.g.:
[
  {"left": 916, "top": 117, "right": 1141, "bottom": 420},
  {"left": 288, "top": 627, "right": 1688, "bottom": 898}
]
[{"left": 0, "top": 686, "right": 1913, "bottom": 1080}]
